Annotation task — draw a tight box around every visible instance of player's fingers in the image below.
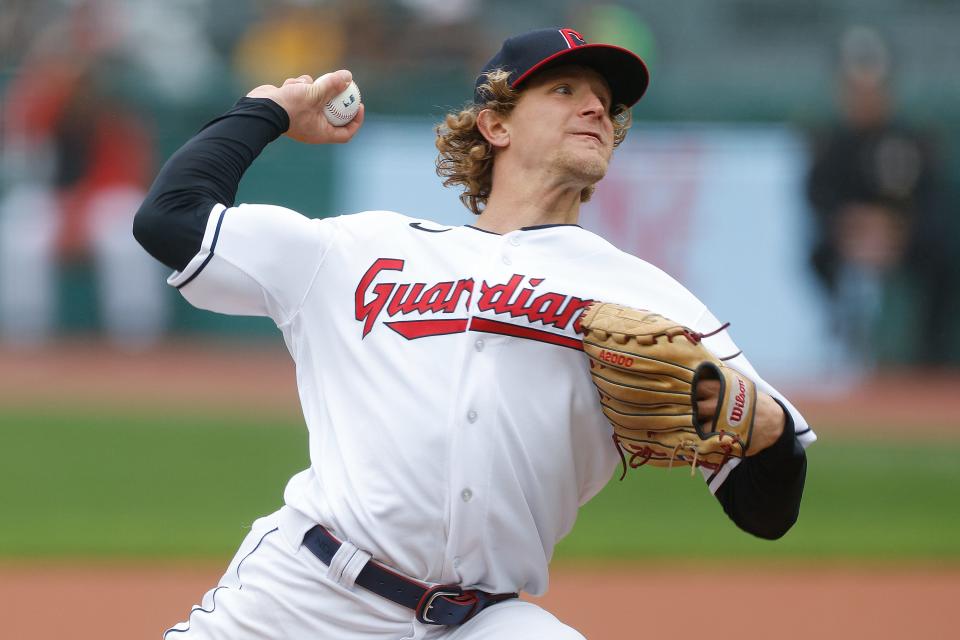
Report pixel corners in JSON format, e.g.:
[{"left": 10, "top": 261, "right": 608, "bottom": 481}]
[
  {"left": 282, "top": 76, "right": 311, "bottom": 87},
  {"left": 246, "top": 83, "right": 281, "bottom": 99},
  {"left": 327, "top": 103, "right": 365, "bottom": 144},
  {"left": 346, "top": 102, "right": 365, "bottom": 131},
  {"left": 694, "top": 378, "right": 720, "bottom": 426},
  {"left": 695, "top": 379, "right": 720, "bottom": 401},
  {"left": 309, "top": 69, "right": 353, "bottom": 104},
  {"left": 696, "top": 398, "right": 718, "bottom": 420}
]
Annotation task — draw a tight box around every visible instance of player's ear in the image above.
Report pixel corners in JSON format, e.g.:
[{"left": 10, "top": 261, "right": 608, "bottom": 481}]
[{"left": 477, "top": 108, "right": 510, "bottom": 149}]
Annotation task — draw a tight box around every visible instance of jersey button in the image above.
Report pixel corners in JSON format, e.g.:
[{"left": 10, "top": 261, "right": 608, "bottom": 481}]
[
  {"left": 509, "top": 236, "right": 521, "bottom": 246},
  {"left": 474, "top": 339, "right": 485, "bottom": 352},
  {"left": 501, "top": 255, "right": 512, "bottom": 265},
  {"left": 453, "top": 557, "right": 461, "bottom": 568},
  {"left": 467, "top": 410, "right": 478, "bottom": 423},
  {"left": 461, "top": 488, "right": 473, "bottom": 502}
]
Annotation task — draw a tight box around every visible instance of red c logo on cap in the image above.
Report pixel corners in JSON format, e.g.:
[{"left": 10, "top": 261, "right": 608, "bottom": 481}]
[{"left": 560, "top": 28, "right": 587, "bottom": 48}]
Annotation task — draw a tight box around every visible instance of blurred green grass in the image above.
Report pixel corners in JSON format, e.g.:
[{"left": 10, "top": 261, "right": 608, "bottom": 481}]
[
  {"left": 2, "top": 408, "right": 958, "bottom": 562},
  {"left": 559, "top": 439, "right": 960, "bottom": 562},
  {"left": 0, "top": 409, "right": 308, "bottom": 558}
]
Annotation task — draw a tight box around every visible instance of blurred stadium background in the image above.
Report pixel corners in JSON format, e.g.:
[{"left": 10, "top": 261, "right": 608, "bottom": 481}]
[{"left": 1, "top": 1, "right": 958, "bottom": 638}]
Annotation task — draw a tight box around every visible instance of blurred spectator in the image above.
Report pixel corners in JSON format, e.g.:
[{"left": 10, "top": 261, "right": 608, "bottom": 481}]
[
  {"left": 122, "top": 0, "right": 226, "bottom": 104},
  {"left": 233, "top": 1, "right": 345, "bottom": 89},
  {"left": 568, "top": 2, "right": 658, "bottom": 68},
  {"left": 806, "top": 27, "right": 951, "bottom": 368},
  {"left": 0, "top": 0, "right": 167, "bottom": 348},
  {"left": 230, "top": 0, "right": 489, "bottom": 115}
]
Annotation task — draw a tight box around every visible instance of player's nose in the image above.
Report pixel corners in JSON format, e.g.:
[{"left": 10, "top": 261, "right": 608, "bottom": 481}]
[{"left": 578, "top": 92, "right": 606, "bottom": 119}]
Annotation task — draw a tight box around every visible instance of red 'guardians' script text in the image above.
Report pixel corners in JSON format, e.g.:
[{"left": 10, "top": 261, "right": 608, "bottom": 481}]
[{"left": 355, "top": 258, "right": 592, "bottom": 339}]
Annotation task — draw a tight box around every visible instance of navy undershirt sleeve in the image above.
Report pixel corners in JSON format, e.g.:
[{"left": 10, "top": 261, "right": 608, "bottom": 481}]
[
  {"left": 133, "top": 97, "right": 289, "bottom": 271},
  {"left": 713, "top": 401, "right": 807, "bottom": 539}
]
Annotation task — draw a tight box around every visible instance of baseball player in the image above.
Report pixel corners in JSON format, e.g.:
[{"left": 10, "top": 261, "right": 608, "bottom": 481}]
[{"left": 134, "top": 27, "right": 815, "bottom": 639}]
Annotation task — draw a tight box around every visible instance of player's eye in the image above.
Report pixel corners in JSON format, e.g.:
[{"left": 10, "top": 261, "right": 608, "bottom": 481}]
[{"left": 552, "top": 84, "right": 573, "bottom": 95}]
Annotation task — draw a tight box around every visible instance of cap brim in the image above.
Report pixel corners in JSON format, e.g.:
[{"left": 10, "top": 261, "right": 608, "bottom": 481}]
[{"left": 511, "top": 43, "right": 650, "bottom": 108}]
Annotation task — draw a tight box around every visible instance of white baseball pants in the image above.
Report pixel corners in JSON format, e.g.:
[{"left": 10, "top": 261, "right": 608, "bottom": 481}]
[{"left": 163, "top": 507, "right": 584, "bottom": 640}]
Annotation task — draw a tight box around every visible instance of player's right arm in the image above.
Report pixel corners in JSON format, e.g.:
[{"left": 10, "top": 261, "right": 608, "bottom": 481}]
[{"left": 133, "top": 71, "right": 364, "bottom": 322}]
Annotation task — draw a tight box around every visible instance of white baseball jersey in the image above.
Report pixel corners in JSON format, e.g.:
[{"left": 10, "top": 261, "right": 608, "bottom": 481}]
[{"left": 168, "top": 204, "right": 816, "bottom": 596}]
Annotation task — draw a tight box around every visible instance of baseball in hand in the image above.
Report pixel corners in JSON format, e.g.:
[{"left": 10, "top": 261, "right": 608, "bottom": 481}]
[{"left": 322, "top": 79, "right": 361, "bottom": 126}]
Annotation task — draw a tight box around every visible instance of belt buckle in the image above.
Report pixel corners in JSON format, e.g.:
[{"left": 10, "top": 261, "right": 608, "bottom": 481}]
[{"left": 416, "top": 585, "right": 465, "bottom": 624}]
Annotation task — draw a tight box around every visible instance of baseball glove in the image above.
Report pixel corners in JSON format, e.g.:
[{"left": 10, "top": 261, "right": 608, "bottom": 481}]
[{"left": 576, "top": 302, "right": 756, "bottom": 477}]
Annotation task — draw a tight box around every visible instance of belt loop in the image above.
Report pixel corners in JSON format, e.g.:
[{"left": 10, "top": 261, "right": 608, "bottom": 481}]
[
  {"left": 301, "top": 524, "right": 516, "bottom": 624},
  {"left": 326, "top": 541, "right": 361, "bottom": 586},
  {"left": 340, "top": 546, "right": 372, "bottom": 589}
]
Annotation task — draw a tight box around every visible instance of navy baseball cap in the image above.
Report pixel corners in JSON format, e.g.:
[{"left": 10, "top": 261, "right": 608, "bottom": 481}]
[{"left": 474, "top": 28, "right": 650, "bottom": 107}]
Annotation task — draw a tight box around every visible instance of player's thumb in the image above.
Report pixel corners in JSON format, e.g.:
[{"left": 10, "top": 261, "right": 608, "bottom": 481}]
[{"left": 307, "top": 69, "right": 353, "bottom": 105}]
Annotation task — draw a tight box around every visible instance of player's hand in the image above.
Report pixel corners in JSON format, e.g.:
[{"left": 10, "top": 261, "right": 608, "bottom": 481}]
[
  {"left": 695, "top": 381, "right": 785, "bottom": 455},
  {"left": 246, "top": 69, "right": 365, "bottom": 145}
]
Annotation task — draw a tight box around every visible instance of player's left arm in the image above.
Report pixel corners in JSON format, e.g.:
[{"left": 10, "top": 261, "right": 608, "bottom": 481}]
[
  {"left": 711, "top": 398, "right": 807, "bottom": 539},
  {"left": 694, "top": 316, "right": 810, "bottom": 540},
  {"left": 603, "top": 254, "right": 812, "bottom": 540}
]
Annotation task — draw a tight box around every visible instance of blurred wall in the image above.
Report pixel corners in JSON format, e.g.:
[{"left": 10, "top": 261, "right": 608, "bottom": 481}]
[
  {"left": 1, "top": 0, "right": 957, "bottom": 367},
  {"left": 338, "top": 118, "right": 845, "bottom": 383}
]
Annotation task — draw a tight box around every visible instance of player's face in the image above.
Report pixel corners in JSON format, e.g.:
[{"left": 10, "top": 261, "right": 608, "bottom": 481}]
[{"left": 504, "top": 65, "right": 616, "bottom": 187}]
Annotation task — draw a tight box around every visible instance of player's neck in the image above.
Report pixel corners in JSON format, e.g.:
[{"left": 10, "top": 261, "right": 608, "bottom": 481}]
[{"left": 473, "top": 178, "right": 583, "bottom": 234}]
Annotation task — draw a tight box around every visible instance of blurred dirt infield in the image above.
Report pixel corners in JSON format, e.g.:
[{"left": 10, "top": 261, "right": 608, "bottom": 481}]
[
  {"left": 2, "top": 340, "right": 958, "bottom": 434},
  {"left": 2, "top": 341, "right": 959, "bottom": 639},
  {"left": 0, "top": 563, "right": 957, "bottom": 639}
]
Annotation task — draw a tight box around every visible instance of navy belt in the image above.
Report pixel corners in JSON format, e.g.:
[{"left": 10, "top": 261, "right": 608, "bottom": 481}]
[{"left": 302, "top": 525, "right": 517, "bottom": 625}]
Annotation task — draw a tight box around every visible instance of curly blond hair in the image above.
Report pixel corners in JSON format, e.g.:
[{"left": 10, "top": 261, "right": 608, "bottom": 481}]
[{"left": 435, "top": 69, "right": 632, "bottom": 215}]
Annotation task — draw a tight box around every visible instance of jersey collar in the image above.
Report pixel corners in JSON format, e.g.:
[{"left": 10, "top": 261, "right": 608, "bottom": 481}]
[{"left": 463, "top": 223, "right": 582, "bottom": 235}]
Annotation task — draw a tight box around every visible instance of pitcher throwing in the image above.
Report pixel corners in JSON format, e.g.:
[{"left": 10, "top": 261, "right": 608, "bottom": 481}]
[{"left": 134, "top": 27, "right": 814, "bottom": 639}]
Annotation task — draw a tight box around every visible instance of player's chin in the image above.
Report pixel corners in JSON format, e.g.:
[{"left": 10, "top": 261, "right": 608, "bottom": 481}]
[
  {"left": 559, "top": 152, "right": 609, "bottom": 184},
  {"left": 580, "top": 141, "right": 612, "bottom": 164}
]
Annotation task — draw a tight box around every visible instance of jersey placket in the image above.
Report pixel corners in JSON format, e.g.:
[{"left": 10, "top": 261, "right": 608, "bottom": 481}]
[{"left": 441, "top": 232, "right": 520, "bottom": 582}]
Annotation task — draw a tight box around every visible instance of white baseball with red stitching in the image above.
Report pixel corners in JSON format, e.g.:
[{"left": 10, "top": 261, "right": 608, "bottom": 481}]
[{"left": 322, "top": 80, "right": 361, "bottom": 126}]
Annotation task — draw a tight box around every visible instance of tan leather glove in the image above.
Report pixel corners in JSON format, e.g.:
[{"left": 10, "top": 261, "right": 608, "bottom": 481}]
[{"left": 577, "top": 302, "right": 756, "bottom": 477}]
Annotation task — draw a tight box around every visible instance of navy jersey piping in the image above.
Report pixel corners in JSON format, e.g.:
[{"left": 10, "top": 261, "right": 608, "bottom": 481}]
[
  {"left": 521, "top": 223, "right": 582, "bottom": 231},
  {"left": 463, "top": 223, "right": 581, "bottom": 236},
  {"left": 163, "top": 526, "right": 279, "bottom": 636},
  {"left": 464, "top": 224, "right": 500, "bottom": 235},
  {"left": 163, "top": 586, "right": 228, "bottom": 637},
  {"left": 175, "top": 207, "right": 227, "bottom": 290}
]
